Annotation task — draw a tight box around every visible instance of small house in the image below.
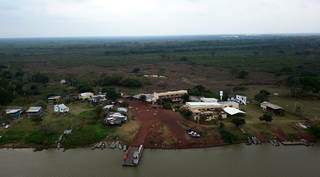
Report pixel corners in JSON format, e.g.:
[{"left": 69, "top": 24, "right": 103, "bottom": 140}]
[
  {"left": 5, "top": 108, "right": 23, "bottom": 119},
  {"left": 48, "top": 96, "right": 61, "bottom": 104},
  {"left": 54, "top": 104, "right": 70, "bottom": 113},
  {"left": 79, "top": 92, "right": 94, "bottom": 100},
  {"left": 235, "top": 95, "right": 247, "bottom": 105},
  {"left": 103, "top": 105, "right": 114, "bottom": 110},
  {"left": 60, "top": 79, "right": 67, "bottom": 85},
  {"left": 117, "top": 107, "right": 128, "bottom": 114},
  {"left": 26, "top": 107, "right": 43, "bottom": 118},
  {"left": 104, "top": 112, "right": 127, "bottom": 125},
  {"left": 91, "top": 94, "right": 107, "bottom": 104},
  {"left": 260, "top": 101, "right": 284, "bottom": 115}
]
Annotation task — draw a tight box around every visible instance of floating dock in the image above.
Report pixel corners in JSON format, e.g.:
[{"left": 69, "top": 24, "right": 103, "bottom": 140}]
[{"left": 122, "top": 145, "right": 144, "bottom": 167}]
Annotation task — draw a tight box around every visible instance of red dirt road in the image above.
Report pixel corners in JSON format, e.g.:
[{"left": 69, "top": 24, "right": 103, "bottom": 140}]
[{"left": 128, "top": 100, "right": 188, "bottom": 147}]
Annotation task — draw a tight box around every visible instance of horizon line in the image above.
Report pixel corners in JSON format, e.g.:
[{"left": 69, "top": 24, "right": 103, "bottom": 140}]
[{"left": 1, "top": 32, "right": 320, "bottom": 40}]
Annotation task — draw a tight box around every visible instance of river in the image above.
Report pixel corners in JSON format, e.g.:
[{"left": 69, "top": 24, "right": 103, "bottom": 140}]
[{"left": 0, "top": 145, "right": 319, "bottom": 177}]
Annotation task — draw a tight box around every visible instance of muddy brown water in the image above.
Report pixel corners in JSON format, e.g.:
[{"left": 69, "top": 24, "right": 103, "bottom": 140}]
[{"left": 0, "top": 145, "right": 319, "bottom": 177}]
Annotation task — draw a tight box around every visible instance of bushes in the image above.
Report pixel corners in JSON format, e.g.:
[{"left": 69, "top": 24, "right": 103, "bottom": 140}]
[
  {"left": 102, "top": 87, "right": 120, "bottom": 101},
  {"left": 188, "top": 85, "right": 218, "bottom": 98},
  {"left": 259, "top": 112, "right": 273, "bottom": 123},
  {"left": 63, "top": 124, "right": 114, "bottom": 148},
  {"left": 231, "top": 117, "right": 246, "bottom": 127},
  {"left": 218, "top": 128, "right": 238, "bottom": 144},
  {"left": 254, "top": 90, "right": 270, "bottom": 103},
  {"left": 31, "top": 73, "right": 49, "bottom": 84},
  {"left": 179, "top": 108, "right": 193, "bottom": 119},
  {"left": 99, "top": 75, "right": 143, "bottom": 88},
  {"left": 25, "top": 130, "right": 59, "bottom": 146},
  {"left": 307, "top": 126, "right": 320, "bottom": 140}
]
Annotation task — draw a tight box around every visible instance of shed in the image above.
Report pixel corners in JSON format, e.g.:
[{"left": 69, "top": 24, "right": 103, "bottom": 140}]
[
  {"left": 26, "top": 106, "right": 43, "bottom": 118},
  {"left": 54, "top": 104, "right": 70, "bottom": 113},
  {"left": 48, "top": 96, "right": 61, "bottom": 104},
  {"left": 260, "top": 101, "right": 284, "bottom": 115},
  {"left": 5, "top": 108, "right": 23, "bottom": 119},
  {"left": 117, "top": 107, "right": 128, "bottom": 114},
  {"left": 104, "top": 112, "right": 127, "bottom": 125}
]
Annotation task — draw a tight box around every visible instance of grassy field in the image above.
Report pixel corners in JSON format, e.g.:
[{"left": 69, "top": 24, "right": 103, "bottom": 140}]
[{"left": 0, "top": 103, "right": 117, "bottom": 148}]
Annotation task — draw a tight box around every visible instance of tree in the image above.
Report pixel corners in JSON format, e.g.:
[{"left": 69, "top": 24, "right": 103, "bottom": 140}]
[
  {"left": 259, "top": 112, "right": 273, "bottom": 123},
  {"left": 254, "top": 90, "right": 270, "bottom": 103},
  {"left": 131, "top": 67, "right": 141, "bottom": 73},
  {"left": 95, "top": 105, "right": 104, "bottom": 120},
  {"left": 231, "top": 117, "right": 246, "bottom": 127},
  {"left": 121, "top": 78, "right": 142, "bottom": 88},
  {"left": 0, "top": 87, "right": 13, "bottom": 105},
  {"left": 161, "top": 98, "right": 172, "bottom": 110},
  {"left": 103, "top": 87, "right": 120, "bottom": 101},
  {"left": 181, "top": 94, "right": 189, "bottom": 103},
  {"left": 179, "top": 108, "right": 193, "bottom": 119},
  {"left": 237, "top": 70, "right": 249, "bottom": 79},
  {"left": 31, "top": 73, "right": 49, "bottom": 84},
  {"left": 188, "top": 85, "right": 218, "bottom": 98}
]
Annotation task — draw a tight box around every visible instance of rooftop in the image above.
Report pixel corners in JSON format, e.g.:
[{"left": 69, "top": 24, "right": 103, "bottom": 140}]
[
  {"left": 26, "top": 107, "right": 42, "bottom": 113},
  {"left": 223, "top": 107, "right": 245, "bottom": 115},
  {"left": 261, "top": 101, "right": 283, "bottom": 110},
  {"left": 186, "top": 102, "right": 222, "bottom": 107}
]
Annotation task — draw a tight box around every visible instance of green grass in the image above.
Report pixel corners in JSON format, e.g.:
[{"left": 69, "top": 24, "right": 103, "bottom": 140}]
[{"left": 0, "top": 103, "right": 117, "bottom": 148}]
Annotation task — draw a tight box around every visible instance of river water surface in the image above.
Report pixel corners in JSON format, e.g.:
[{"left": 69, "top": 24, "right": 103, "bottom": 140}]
[{"left": 0, "top": 145, "right": 319, "bottom": 177}]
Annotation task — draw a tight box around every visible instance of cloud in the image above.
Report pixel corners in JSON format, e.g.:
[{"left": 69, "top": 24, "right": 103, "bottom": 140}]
[{"left": 0, "top": 0, "right": 319, "bottom": 37}]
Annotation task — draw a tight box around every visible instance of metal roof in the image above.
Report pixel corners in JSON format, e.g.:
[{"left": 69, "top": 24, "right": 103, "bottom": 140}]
[
  {"left": 223, "top": 107, "right": 245, "bottom": 115},
  {"left": 26, "top": 107, "right": 42, "bottom": 113}
]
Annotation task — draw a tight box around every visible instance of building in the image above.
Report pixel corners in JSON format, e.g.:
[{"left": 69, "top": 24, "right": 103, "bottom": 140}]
[
  {"left": 153, "top": 90, "right": 188, "bottom": 102},
  {"left": 260, "top": 101, "right": 284, "bottom": 115},
  {"left": 117, "top": 107, "right": 128, "bottom": 114},
  {"left": 5, "top": 108, "right": 23, "bottom": 119},
  {"left": 200, "top": 97, "right": 218, "bottom": 103},
  {"left": 185, "top": 102, "right": 225, "bottom": 121},
  {"left": 104, "top": 112, "right": 127, "bottom": 125},
  {"left": 219, "top": 101, "right": 240, "bottom": 109},
  {"left": 60, "top": 79, "right": 67, "bottom": 85},
  {"left": 133, "top": 94, "right": 155, "bottom": 102},
  {"left": 91, "top": 94, "right": 107, "bottom": 104},
  {"left": 223, "top": 107, "right": 245, "bottom": 116},
  {"left": 229, "top": 95, "right": 247, "bottom": 105},
  {"left": 26, "top": 107, "right": 43, "bottom": 118},
  {"left": 79, "top": 92, "right": 94, "bottom": 100},
  {"left": 48, "top": 96, "right": 61, "bottom": 104},
  {"left": 185, "top": 101, "right": 241, "bottom": 121},
  {"left": 54, "top": 104, "right": 70, "bottom": 113},
  {"left": 235, "top": 95, "right": 247, "bottom": 105},
  {"left": 186, "top": 102, "right": 223, "bottom": 112},
  {"left": 103, "top": 105, "right": 114, "bottom": 110}
]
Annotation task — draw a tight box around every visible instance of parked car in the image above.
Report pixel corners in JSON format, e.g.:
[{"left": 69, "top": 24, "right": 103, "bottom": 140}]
[{"left": 186, "top": 129, "right": 201, "bottom": 138}]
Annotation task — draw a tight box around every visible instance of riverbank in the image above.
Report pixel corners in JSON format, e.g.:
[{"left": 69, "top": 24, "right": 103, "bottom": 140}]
[{"left": 1, "top": 145, "right": 320, "bottom": 177}]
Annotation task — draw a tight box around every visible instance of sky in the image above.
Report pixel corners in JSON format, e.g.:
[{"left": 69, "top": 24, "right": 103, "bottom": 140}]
[{"left": 0, "top": 0, "right": 320, "bottom": 38}]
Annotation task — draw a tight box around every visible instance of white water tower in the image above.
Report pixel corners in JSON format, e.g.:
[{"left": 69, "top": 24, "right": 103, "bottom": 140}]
[{"left": 219, "top": 91, "right": 223, "bottom": 101}]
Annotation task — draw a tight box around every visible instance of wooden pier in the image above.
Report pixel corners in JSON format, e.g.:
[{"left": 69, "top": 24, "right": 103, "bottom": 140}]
[{"left": 122, "top": 145, "right": 144, "bottom": 167}]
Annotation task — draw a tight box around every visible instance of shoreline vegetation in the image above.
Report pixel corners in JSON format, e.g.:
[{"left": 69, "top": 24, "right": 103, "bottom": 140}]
[{"left": 0, "top": 35, "right": 320, "bottom": 151}]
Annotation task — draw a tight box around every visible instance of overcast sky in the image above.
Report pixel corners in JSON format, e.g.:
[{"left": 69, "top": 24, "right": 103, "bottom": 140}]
[{"left": 0, "top": 0, "right": 319, "bottom": 38}]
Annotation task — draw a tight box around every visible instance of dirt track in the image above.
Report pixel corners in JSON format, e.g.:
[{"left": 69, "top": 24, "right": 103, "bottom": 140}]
[{"left": 128, "top": 100, "right": 188, "bottom": 147}]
